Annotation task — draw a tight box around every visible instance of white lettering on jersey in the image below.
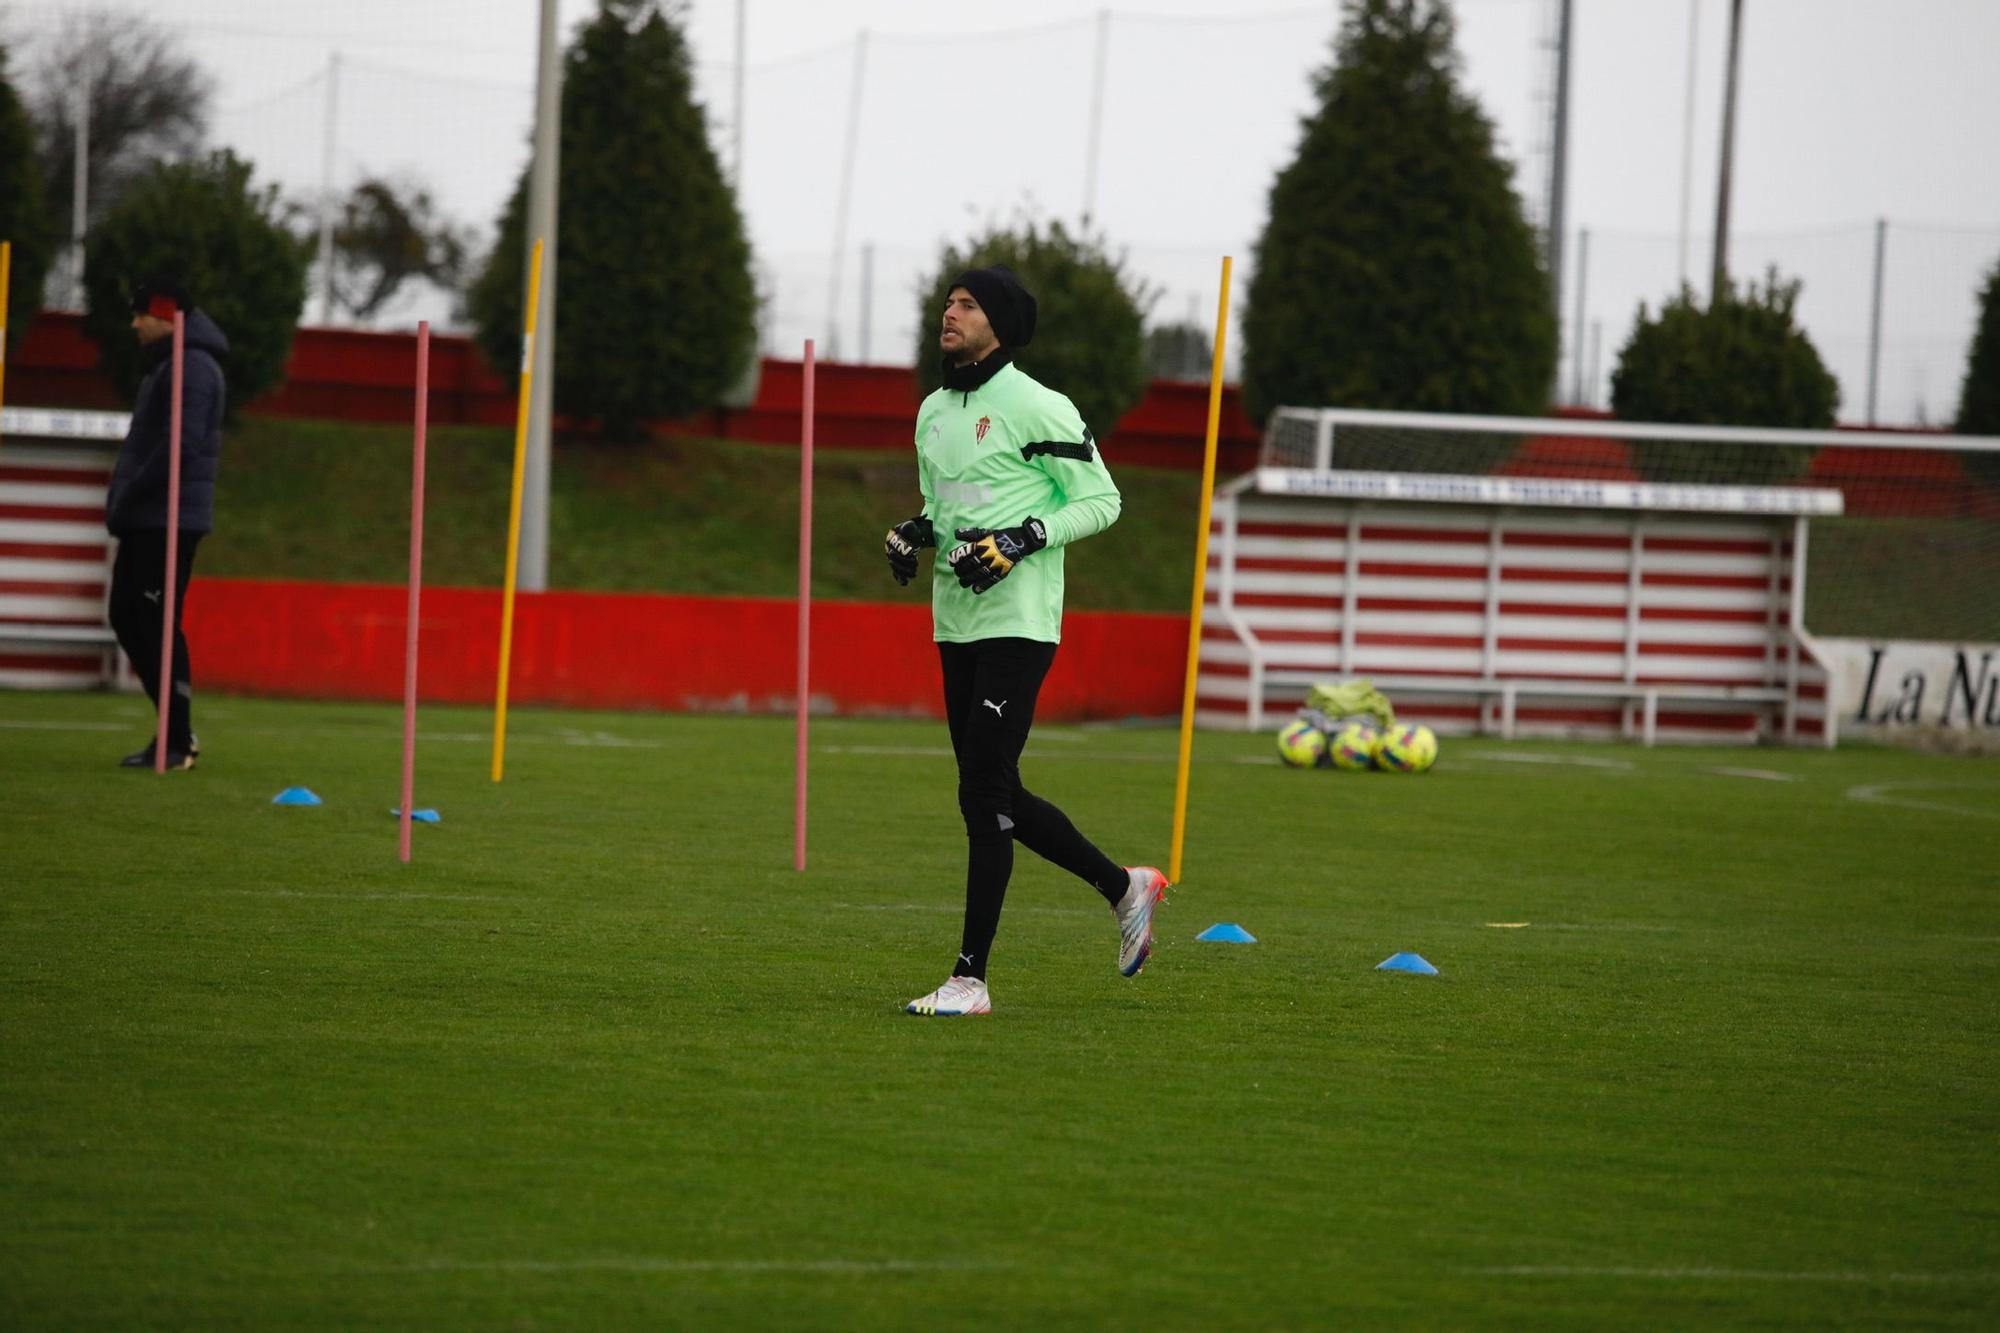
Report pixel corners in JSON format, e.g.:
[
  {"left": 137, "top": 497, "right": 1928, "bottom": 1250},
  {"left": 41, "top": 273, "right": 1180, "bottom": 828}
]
[{"left": 937, "top": 480, "right": 992, "bottom": 507}]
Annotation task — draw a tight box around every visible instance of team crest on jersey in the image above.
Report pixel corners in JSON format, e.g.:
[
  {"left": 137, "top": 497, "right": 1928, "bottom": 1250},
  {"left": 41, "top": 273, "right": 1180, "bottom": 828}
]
[{"left": 975, "top": 416, "right": 991, "bottom": 443}]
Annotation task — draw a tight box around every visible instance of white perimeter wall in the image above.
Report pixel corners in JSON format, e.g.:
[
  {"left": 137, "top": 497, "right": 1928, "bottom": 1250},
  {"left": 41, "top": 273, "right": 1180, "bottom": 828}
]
[{"left": 1818, "top": 637, "right": 2000, "bottom": 745}]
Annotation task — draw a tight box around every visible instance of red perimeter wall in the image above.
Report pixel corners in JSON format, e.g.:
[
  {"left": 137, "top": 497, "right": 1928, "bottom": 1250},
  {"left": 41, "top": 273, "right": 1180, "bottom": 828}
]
[
  {"left": 8, "top": 312, "right": 1263, "bottom": 473},
  {"left": 183, "top": 579, "right": 1189, "bottom": 721},
  {"left": 17, "top": 313, "right": 1962, "bottom": 485}
]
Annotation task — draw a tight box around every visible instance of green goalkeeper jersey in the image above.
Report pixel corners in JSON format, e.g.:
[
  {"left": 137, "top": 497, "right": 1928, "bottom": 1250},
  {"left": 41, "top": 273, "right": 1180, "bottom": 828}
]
[{"left": 916, "top": 361, "right": 1122, "bottom": 644}]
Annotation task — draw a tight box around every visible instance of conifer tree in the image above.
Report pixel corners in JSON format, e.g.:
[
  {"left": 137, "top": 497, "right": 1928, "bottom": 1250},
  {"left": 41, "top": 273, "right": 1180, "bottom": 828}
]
[
  {"left": 1609, "top": 271, "right": 1837, "bottom": 484},
  {"left": 469, "top": 0, "right": 756, "bottom": 439},
  {"left": 81, "top": 150, "right": 308, "bottom": 405},
  {"left": 912, "top": 220, "right": 1150, "bottom": 443},
  {"left": 1241, "top": 0, "right": 1556, "bottom": 428},
  {"left": 1955, "top": 257, "right": 2000, "bottom": 436},
  {"left": 1611, "top": 272, "right": 1839, "bottom": 430},
  {"left": 1954, "top": 256, "right": 2000, "bottom": 488},
  {"left": 0, "top": 44, "right": 50, "bottom": 348}
]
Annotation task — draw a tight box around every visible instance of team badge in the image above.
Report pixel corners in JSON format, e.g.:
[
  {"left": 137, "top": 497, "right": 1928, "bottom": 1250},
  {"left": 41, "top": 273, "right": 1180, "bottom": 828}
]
[{"left": 975, "top": 416, "right": 991, "bottom": 443}]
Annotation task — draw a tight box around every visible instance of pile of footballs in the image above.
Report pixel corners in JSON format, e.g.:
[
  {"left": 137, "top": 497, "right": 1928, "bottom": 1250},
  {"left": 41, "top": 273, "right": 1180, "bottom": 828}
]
[{"left": 1276, "top": 715, "right": 1438, "bottom": 773}]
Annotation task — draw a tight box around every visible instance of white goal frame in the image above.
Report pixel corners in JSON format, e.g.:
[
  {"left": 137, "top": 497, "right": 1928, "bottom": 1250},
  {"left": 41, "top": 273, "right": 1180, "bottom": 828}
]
[
  {"left": 1191, "top": 406, "right": 1998, "bottom": 746},
  {"left": 1261, "top": 406, "right": 2000, "bottom": 470}
]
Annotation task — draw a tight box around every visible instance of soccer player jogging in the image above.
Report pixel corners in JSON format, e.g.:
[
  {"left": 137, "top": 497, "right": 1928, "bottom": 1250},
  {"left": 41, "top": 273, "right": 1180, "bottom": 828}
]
[{"left": 884, "top": 264, "right": 1168, "bottom": 1018}]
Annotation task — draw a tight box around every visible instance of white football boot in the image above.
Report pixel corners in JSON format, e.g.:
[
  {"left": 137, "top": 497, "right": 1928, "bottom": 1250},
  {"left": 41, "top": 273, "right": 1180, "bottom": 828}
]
[
  {"left": 1113, "top": 866, "right": 1170, "bottom": 977},
  {"left": 904, "top": 975, "right": 992, "bottom": 1017}
]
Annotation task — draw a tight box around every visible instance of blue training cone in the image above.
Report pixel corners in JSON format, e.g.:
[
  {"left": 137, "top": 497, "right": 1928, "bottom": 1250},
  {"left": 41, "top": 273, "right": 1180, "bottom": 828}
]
[
  {"left": 1196, "top": 922, "right": 1257, "bottom": 943},
  {"left": 271, "top": 787, "right": 322, "bottom": 806},
  {"left": 390, "top": 807, "right": 441, "bottom": 824},
  {"left": 1376, "top": 952, "right": 1439, "bottom": 975}
]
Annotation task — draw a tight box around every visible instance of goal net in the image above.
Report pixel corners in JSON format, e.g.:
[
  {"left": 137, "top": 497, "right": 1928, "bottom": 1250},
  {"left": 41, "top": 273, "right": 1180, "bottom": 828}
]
[{"left": 1259, "top": 407, "right": 2000, "bottom": 643}]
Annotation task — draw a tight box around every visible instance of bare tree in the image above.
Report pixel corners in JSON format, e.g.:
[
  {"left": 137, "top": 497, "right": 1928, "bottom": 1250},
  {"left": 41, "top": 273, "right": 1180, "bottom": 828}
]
[
  {"left": 28, "top": 11, "right": 212, "bottom": 231},
  {"left": 329, "top": 177, "right": 474, "bottom": 321}
]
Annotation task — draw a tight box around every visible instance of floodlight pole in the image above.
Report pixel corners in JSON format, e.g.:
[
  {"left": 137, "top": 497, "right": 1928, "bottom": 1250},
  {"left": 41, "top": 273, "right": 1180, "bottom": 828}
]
[
  {"left": 70, "top": 55, "right": 89, "bottom": 308},
  {"left": 1677, "top": 0, "right": 1700, "bottom": 289},
  {"left": 1082, "top": 9, "right": 1109, "bottom": 227},
  {"left": 1711, "top": 0, "right": 1745, "bottom": 306},
  {"left": 859, "top": 242, "right": 874, "bottom": 363},
  {"left": 1570, "top": 228, "right": 1589, "bottom": 405},
  {"left": 1545, "top": 0, "right": 1573, "bottom": 402},
  {"left": 1588, "top": 320, "right": 1603, "bottom": 410},
  {"left": 1866, "top": 218, "right": 1886, "bottom": 425},
  {"left": 317, "top": 51, "right": 341, "bottom": 324},
  {"left": 826, "top": 30, "right": 868, "bottom": 361},
  {"left": 732, "top": 0, "right": 747, "bottom": 186},
  {"left": 521, "top": 0, "right": 562, "bottom": 591}
]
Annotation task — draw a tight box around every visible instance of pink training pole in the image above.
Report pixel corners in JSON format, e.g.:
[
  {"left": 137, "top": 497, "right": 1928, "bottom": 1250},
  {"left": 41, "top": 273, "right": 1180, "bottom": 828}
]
[
  {"left": 399, "top": 323, "right": 431, "bottom": 864},
  {"left": 794, "top": 340, "right": 815, "bottom": 871},
  {"left": 153, "top": 313, "right": 185, "bottom": 774}
]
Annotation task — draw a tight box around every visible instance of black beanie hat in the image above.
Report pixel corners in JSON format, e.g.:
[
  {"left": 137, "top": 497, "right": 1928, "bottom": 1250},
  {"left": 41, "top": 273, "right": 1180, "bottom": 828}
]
[
  {"left": 950, "top": 263, "right": 1037, "bottom": 349},
  {"left": 131, "top": 277, "right": 192, "bottom": 320}
]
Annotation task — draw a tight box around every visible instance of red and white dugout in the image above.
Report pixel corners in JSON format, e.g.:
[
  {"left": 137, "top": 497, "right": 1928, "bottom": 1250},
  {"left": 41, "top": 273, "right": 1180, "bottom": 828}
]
[{"left": 1196, "top": 412, "right": 1845, "bottom": 746}]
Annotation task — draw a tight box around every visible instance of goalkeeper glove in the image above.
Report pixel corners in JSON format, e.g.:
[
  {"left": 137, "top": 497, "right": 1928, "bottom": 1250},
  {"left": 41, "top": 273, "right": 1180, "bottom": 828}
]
[
  {"left": 884, "top": 516, "right": 935, "bottom": 586},
  {"left": 947, "top": 517, "right": 1048, "bottom": 594}
]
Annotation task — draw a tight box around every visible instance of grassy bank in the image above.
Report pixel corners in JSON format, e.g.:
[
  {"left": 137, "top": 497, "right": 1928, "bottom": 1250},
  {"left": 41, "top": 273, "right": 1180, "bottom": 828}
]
[
  {"left": 202, "top": 416, "right": 1991, "bottom": 639},
  {"left": 205, "top": 418, "right": 1205, "bottom": 612}
]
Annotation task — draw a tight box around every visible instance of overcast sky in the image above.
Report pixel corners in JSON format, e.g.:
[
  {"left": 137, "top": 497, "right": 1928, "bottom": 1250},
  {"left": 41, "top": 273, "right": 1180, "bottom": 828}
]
[{"left": 7, "top": 0, "right": 1998, "bottom": 423}]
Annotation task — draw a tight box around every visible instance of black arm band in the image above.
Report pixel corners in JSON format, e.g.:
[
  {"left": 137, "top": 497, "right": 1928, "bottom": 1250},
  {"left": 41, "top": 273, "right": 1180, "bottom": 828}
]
[{"left": 1020, "top": 435, "right": 1095, "bottom": 463}]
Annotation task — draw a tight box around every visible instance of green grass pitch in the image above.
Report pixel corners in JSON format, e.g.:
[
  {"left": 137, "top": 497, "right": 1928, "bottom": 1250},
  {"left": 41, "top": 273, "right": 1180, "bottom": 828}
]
[{"left": 3, "top": 690, "right": 1997, "bottom": 1329}]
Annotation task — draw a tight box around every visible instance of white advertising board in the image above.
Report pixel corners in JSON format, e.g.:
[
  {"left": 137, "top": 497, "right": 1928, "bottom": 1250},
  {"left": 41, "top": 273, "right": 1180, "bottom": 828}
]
[
  {"left": 1253, "top": 467, "right": 1844, "bottom": 516},
  {"left": 1819, "top": 637, "right": 2000, "bottom": 746}
]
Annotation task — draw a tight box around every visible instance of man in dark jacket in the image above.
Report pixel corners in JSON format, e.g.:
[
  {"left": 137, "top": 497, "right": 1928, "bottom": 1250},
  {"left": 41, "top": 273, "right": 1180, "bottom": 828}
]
[{"left": 107, "top": 278, "right": 227, "bottom": 771}]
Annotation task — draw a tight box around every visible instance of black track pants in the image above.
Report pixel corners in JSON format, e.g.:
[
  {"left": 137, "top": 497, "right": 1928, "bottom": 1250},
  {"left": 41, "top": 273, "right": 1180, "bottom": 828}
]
[
  {"left": 108, "top": 531, "right": 202, "bottom": 749},
  {"left": 938, "top": 638, "right": 1126, "bottom": 980}
]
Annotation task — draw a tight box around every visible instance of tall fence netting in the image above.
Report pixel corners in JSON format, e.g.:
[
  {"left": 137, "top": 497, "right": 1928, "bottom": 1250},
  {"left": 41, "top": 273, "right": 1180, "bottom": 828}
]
[
  {"left": 1261, "top": 407, "right": 2000, "bottom": 643},
  {"left": 2, "top": 6, "right": 1995, "bottom": 429}
]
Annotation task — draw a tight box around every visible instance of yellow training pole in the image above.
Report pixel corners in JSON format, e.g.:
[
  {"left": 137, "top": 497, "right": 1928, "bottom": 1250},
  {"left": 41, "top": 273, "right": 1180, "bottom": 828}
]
[
  {"left": 491, "top": 238, "right": 545, "bottom": 782},
  {"left": 1168, "top": 255, "right": 1232, "bottom": 885},
  {"left": 0, "top": 241, "right": 11, "bottom": 447}
]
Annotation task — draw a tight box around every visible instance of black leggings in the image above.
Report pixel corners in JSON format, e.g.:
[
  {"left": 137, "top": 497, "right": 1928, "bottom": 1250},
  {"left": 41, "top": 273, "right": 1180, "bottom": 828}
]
[
  {"left": 938, "top": 638, "right": 1125, "bottom": 980},
  {"left": 108, "top": 531, "right": 202, "bottom": 748}
]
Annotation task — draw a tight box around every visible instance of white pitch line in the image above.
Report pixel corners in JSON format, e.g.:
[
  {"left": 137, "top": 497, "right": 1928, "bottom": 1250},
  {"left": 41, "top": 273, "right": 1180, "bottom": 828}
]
[
  {"left": 0, "top": 714, "right": 1255, "bottom": 767},
  {"left": 213, "top": 889, "right": 510, "bottom": 904},
  {"left": 0, "top": 718, "right": 129, "bottom": 732},
  {"left": 1704, "top": 766, "right": 1800, "bottom": 782},
  {"left": 13, "top": 884, "right": 513, "bottom": 904},
  {"left": 833, "top": 901, "right": 1093, "bottom": 918},
  {"left": 0, "top": 717, "right": 657, "bottom": 748},
  {"left": 1519, "top": 921, "right": 1681, "bottom": 934},
  {"left": 1465, "top": 750, "right": 1634, "bottom": 771},
  {"left": 366, "top": 1257, "right": 1008, "bottom": 1275},
  {"left": 1468, "top": 1264, "right": 1997, "bottom": 1285},
  {"left": 549, "top": 728, "right": 666, "bottom": 749},
  {"left": 821, "top": 744, "right": 1177, "bottom": 764},
  {"left": 821, "top": 744, "right": 955, "bottom": 757},
  {"left": 1845, "top": 782, "right": 2000, "bottom": 822},
  {"left": 1459, "top": 919, "right": 1997, "bottom": 944}
]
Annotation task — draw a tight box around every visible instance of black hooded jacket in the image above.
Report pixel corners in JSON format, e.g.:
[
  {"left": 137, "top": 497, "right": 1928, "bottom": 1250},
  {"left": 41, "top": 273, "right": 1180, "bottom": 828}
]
[{"left": 106, "top": 309, "right": 229, "bottom": 536}]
